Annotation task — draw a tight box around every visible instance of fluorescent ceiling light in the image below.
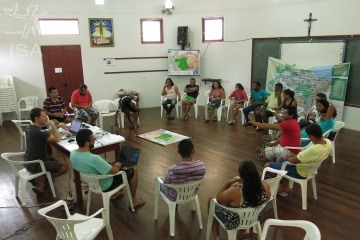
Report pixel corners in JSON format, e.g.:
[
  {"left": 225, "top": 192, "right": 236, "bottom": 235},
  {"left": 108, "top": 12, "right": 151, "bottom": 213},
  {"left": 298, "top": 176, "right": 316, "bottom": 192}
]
[
  {"left": 95, "top": 0, "right": 104, "bottom": 5},
  {"left": 164, "top": 0, "right": 173, "bottom": 9}
]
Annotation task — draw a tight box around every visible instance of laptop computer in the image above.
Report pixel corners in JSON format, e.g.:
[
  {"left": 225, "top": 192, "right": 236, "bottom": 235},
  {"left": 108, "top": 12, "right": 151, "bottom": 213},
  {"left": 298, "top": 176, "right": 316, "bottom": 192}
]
[
  {"left": 117, "top": 146, "right": 140, "bottom": 170},
  {"left": 69, "top": 118, "right": 82, "bottom": 135}
]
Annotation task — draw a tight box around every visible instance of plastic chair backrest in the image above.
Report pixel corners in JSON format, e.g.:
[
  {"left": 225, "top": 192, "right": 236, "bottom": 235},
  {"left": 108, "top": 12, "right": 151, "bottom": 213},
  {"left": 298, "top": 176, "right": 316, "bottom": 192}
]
[
  {"left": 94, "top": 100, "right": 117, "bottom": 114},
  {"left": 299, "top": 162, "right": 322, "bottom": 180},
  {"left": 261, "top": 167, "right": 287, "bottom": 197},
  {"left": 212, "top": 198, "right": 268, "bottom": 230},
  {"left": 18, "top": 96, "right": 38, "bottom": 109},
  {"left": 163, "top": 180, "right": 202, "bottom": 203},
  {"left": 261, "top": 219, "right": 321, "bottom": 240},
  {"left": 1, "top": 152, "right": 26, "bottom": 175},
  {"left": 80, "top": 172, "right": 114, "bottom": 194}
]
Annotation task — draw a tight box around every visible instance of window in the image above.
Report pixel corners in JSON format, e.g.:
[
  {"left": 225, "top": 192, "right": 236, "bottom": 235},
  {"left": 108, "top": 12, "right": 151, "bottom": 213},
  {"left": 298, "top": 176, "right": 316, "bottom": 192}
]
[
  {"left": 202, "top": 17, "right": 224, "bottom": 42},
  {"left": 39, "top": 19, "right": 79, "bottom": 35},
  {"left": 140, "top": 18, "right": 163, "bottom": 44}
]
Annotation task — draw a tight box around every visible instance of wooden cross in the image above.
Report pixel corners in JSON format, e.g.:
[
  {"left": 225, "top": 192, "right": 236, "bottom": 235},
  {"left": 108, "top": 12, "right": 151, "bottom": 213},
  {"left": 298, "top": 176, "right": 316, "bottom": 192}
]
[{"left": 304, "top": 13, "right": 317, "bottom": 37}]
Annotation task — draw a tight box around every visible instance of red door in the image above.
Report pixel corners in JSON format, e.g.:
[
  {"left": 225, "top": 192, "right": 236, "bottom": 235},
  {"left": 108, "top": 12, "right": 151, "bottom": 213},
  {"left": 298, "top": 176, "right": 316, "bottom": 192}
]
[{"left": 41, "top": 45, "right": 84, "bottom": 113}]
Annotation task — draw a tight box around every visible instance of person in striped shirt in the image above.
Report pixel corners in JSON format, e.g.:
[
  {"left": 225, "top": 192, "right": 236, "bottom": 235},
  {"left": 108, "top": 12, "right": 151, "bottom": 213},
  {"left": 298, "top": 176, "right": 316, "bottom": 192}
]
[
  {"left": 43, "top": 87, "right": 72, "bottom": 125},
  {"left": 161, "top": 139, "right": 206, "bottom": 201}
]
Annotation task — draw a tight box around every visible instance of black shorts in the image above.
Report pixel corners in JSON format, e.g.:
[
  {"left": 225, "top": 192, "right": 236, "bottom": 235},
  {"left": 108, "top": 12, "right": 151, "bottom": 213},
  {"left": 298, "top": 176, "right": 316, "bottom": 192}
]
[
  {"left": 25, "top": 156, "right": 62, "bottom": 174},
  {"left": 104, "top": 168, "right": 134, "bottom": 192}
]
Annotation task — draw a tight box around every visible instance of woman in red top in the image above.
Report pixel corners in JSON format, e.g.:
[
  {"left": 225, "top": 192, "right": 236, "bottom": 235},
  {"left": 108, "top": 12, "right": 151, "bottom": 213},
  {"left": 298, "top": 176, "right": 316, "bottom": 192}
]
[{"left": 227, "top": 83, "right": 248, "bottom": 125}]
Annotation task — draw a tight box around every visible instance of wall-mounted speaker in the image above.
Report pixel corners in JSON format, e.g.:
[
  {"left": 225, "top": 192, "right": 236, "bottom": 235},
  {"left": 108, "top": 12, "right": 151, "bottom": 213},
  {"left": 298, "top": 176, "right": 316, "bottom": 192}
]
[{"left": 177, "top": 26, "right": 188, "bottom": 45}]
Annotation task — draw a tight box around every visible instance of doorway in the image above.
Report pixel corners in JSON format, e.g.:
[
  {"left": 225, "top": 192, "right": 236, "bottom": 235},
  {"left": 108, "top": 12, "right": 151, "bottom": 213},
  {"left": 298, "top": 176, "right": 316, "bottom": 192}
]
[{"left": 41, "top": 45, "right": 84, "bottom": 113}]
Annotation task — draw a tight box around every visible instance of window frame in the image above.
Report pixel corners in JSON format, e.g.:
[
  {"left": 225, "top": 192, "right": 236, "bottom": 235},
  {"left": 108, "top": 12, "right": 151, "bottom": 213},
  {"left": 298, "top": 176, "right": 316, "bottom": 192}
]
[
  {"left": 140, "top": 18, "right": 164, "bottom": 44},
  {"left": 38, "top": 18, "right": 80, "bottom": 35},
  {"left": 202, "top": 17, "right": 224, "bottom": 43}
]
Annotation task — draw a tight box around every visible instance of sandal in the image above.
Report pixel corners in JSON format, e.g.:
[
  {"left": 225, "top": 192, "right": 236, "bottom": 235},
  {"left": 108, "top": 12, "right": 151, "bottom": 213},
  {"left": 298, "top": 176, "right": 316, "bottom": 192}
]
[{"left": 129, "top": 199, "right": 145, "bottom": 211}]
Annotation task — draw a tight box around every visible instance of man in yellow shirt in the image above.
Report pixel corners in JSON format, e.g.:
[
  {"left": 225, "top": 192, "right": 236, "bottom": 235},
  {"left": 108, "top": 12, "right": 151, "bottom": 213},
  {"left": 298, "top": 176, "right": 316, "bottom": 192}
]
[{"left": 265, "top": 124, "right": 332, "bottom": 181}]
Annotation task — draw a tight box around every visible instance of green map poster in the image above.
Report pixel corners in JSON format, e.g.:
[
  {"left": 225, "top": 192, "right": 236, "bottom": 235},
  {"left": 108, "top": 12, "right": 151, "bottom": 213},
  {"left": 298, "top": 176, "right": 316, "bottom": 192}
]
[
  {"left": 168, "top": 50, "right": 200, "bottom": 76},
  {"left": 266, "top": 57, "right": 350, "bottom": 119}
]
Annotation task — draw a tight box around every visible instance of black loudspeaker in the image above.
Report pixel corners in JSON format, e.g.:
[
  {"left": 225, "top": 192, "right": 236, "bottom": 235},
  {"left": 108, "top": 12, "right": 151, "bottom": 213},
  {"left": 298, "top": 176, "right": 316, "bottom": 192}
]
[{"left": 177, "top": 26, "right": 188, "bottom": 45}]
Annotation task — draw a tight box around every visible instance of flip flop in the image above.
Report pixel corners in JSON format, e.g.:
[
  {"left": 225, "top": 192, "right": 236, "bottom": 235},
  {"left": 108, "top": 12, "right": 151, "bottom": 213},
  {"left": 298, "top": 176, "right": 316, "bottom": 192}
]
[{"left": 129, "top": 199, "right": 145, "bottom": 211}]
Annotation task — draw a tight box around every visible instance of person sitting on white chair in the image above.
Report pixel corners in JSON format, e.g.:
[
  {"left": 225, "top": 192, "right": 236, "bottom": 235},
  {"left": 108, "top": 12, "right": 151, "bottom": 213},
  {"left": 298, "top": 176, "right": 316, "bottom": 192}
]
[
  {"left": 70, "top": 128, "right": 145, "bottom": 209},
  {"left": 161, "top": 139, "right": 206, "bottom": 200},
  {"left": 115, "top": 94, "right": 140, "bottom": 129},
  {"left": 210, "top": 160, "right": 271, "bottom": 240},
  {"left": 227, "top": 83, "right": 248, "bottom": 125},
  {"left": 71, "top": 84, "right": 99, "bottom": 126},
  {"left": 181, "top": 78, "right": 199, "bottom": 120},
  {"left": 161, "top": 78, "right": 180, "bottom": 120},
  {"left": 265, "top": 124, "right": 332, "bottom": 195},
  {"left": 24, "top": 108, "right": 68, "bottom": 193}
]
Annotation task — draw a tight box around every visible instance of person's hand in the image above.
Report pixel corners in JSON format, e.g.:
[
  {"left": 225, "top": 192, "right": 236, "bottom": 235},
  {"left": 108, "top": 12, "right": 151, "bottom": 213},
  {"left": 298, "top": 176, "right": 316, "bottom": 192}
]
[
  {"left": 58, "top": 124, "right": 69, "bottom": 130},
  {"left": 46, "top": 118, "right": 56, "bottom": 127},
  {"left": 114, "top": 162, "right": 122, "bottom": 169},
  {"left": 228, "top": 176, "right": 242, "bottom": 187},
  {"left": 248, "top": 113, "right": 256, "bottom": 124}
]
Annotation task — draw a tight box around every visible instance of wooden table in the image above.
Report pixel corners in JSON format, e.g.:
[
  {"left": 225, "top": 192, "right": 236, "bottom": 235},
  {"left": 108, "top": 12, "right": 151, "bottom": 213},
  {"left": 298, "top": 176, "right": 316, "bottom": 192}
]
[{"left": 51, "top": 126, "right": 125, "bottom": 205}]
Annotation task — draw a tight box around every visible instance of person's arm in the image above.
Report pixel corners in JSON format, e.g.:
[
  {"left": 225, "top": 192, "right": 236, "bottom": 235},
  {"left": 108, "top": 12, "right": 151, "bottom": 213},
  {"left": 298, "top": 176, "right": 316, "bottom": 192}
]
[
  {"left": 248, "top": 114, "right": 282, "bottom": 130},
  {"left": 285, "top": 154, "right": 300, "bottom": 164},
  {"left": 175, "top": 86, "right": 180, "bottom": 98},
  {"left": 162, "top": 85, "right": 167, "bottom": 96},
  {"left": 325, "top": 104, "right": 337, "bottom": 120},
  {"left": 45, "top": 119, "right": 62, "bottom": 142},
  {"left": 267, "top": 138, "right": 280, "bottom": 147},
  {"left": 291, "top": 99, "right": 297, "bottom": 107},
  {"left": 261, "top": 181, "right": 271, "bottom": 198},
  {"left": 109, "top": 162, "right": 122, "bottom": 174},
  {"left": 216, "top": 176, "right": 242, "bottom": 205}
]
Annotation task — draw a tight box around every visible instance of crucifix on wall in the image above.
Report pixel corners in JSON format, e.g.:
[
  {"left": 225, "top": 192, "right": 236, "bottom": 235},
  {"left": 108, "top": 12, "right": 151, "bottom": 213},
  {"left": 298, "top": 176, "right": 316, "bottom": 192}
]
[{"left": 304, "top": 13, "right": 317, "bottom": 37}]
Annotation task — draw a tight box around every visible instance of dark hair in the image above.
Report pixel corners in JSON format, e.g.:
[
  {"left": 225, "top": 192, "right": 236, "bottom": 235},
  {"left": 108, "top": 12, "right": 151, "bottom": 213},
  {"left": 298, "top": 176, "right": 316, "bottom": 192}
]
[
  {"left": 79, "top": 84, "right": 88, "bottom": 91},
  {"left": 275, "top": 82, "right": 283, "bottom": 90},
  {"left": 316, "top": 93, "right": 327, "bottom": 100},
  {"left": 76, "top": 129, "right": 93, "bottom": 147},
  {"left": 190, "top": 78, "right": 195, "bottom": 81},
  {"left": 235, "top": 83, "right": 244, "bottom": 90},
  {"left": 283, "top": 89, "right": 294, "bottom": 98},
  {"left": 30, "top": 108, "right": 44, "bottom": 122},
  {"left": 178, "top": 139, "right": 194, "bottom": 158},
  {"left": 253, "top": 81, "right": 261, "bottom": 87},
  {"left": 211, "top": 80, "right": 224, "bottom": 90},
  {"left": 305, "top": 124, "right": 323, "bottom": 138},
  {"left": 165, "top": 78, "right": 174, "bottom": 86},
  {"left": 48, "top": 87, "right": 57, "bottom": 93},
  {"left": 316, "top": 99, "right": 329, "bottom": 110},
  {"left": 239, "top": 161, "right": 263, "bottom": 207},
  {"left": 284, "top": 106, "right": 298, "bottom": 119}
]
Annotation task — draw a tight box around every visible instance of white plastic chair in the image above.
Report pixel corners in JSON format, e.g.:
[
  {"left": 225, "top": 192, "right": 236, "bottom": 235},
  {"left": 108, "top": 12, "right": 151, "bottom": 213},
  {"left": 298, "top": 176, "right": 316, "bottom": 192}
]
[
  {"left": 281, "top": 161, "right": 322, "bottom": 210},
  {"left": 160, "top": 95, "right": 180, "bottom": 118},
  {"left": 261, "top": 219, "right": 321, "bottom": 240},
  {"left": 17, "top": 96, "right": 38, "bottom": 120},
  {"left": 154, "top": 177, "right": 203, "bottom": 237},
  {"left": 113, "top": 98, "right": 140, "bottom": 128},
  {"left": 261, "top": 167, "right": 287, "bottom": 219},
  {"left": 226, "top": 97, "right": 249, "bottom": 124},
  {"left": 297, "top": 106, "right": 304, "bottom": 115},
  {"left": 11, "top": 120, "right": 32, "bottom": 151},
  {"left": 206, "top": 198, "right": 269, "bottom": 240},
  {"left": 327, "top": 120, "right": 345, "bottom": 163},
  {"left": 93, "top": 100, "right": 117, "bottom": 129},
  {"left": 1, "top": 152, "right": 56, "bottom": 206},
  {"left": 179, "top": 93, "right": 200, "bottom": 118},
  {"left": 38, "top": 200, "right": 114, "bottom": 240},
  {"left": 80, "top": 171, "right": 134, "bottom": 223},
  {"left": 205, "top": 90, "right": 226, "bottom": 121}
]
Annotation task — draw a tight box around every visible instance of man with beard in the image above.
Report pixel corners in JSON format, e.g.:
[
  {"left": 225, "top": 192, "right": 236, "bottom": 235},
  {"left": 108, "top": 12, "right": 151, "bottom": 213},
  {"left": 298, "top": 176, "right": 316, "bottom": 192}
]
[
  {"left": 70, "top": 129, "right": 145, "bottom": 209},
  {"left": 71, "top": 84, "right": 99, "bottom": 125}
]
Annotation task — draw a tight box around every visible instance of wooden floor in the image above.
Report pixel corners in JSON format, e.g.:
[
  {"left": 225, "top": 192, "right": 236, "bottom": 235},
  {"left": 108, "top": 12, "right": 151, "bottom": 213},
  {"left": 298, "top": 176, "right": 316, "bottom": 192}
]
[{"left": 0, "top": 107, "right": 359, "bottom": 240}]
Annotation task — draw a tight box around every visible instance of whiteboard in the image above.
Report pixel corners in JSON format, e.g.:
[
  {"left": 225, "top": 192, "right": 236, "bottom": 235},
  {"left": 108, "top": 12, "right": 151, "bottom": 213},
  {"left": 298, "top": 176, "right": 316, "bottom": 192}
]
[{"left": 280, "top": 41, "right": 345, "bottom": 66}]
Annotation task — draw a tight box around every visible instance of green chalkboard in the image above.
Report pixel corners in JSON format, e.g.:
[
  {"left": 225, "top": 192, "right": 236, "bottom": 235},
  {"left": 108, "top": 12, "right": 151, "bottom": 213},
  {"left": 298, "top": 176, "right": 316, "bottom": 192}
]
[{"left": 251, "top": 36, "right": 360, "bottom": 107}]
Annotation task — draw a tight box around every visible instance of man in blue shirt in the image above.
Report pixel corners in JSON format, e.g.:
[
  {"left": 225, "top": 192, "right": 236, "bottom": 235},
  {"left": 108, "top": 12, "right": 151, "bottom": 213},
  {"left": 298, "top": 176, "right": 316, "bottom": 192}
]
[{"left": 243, "top": 81, "right": 268, "bottom": 126}]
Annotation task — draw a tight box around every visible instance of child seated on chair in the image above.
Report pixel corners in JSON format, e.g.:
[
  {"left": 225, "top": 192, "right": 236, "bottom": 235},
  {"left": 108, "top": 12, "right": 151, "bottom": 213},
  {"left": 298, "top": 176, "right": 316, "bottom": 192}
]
[
  {"left": 160, "top": 139, "right": 206, "bottom": 201},
  {"left": 115, "top": 92, "right": 140, "bottom": 129}
]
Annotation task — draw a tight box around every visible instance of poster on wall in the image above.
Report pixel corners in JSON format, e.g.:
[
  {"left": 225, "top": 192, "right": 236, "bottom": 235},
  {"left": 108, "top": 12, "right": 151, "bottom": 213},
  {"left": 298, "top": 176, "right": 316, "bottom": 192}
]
[
  {"left": 168, "top": 50, "right": 200, "bottom": 76},
  {"left": 88, "top": 18, "right": 114, "bottom": 47}
]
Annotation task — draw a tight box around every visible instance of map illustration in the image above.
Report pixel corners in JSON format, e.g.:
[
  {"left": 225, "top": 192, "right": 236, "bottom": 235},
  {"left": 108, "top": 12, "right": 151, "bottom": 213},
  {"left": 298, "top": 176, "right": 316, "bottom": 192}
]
[
  {"left": 266, "top": 57, "right": 350, "bottom": 118},
  {"left": 137, "top": 129, "right": 190, "bottom": 146},
  {"left": 168, "top": 50, "right": 200, "bottom": 76}
]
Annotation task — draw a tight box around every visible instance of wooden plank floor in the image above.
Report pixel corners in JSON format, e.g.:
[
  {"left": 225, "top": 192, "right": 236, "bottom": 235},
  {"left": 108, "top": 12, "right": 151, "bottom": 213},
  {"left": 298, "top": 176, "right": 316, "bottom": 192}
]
[{"left": 0, "top": 107, "right": 359, "bottom": 240}]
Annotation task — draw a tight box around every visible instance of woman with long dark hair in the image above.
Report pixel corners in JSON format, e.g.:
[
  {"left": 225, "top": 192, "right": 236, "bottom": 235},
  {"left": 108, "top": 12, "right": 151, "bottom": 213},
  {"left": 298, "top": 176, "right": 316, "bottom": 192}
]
[
  {"left": 227, "top": 83, "right": 248, "bottom": 125},
  {"left": 211, "top": 161, "right": 270, "bottom": 240},
  {"left": 161, "top": 77, "right": 180, "bottom": 120},
  {"left": 204, "top": 80, "right": 225, "bottom": 122}
]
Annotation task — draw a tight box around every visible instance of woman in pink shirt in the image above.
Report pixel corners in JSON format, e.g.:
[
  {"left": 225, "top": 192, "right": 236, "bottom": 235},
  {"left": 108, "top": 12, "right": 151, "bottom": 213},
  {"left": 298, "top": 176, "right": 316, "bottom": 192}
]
[{"left": 228, "top": 83, "right": 248, "bottom": 125}]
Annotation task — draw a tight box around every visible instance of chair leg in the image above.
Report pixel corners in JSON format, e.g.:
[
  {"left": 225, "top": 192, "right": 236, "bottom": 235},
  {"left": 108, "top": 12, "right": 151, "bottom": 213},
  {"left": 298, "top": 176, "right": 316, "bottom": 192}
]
[
  {"left": 99, "top": 116, "right": 104, "bottom": 129},
  {"left": 194, "top": 105, "right": 198, "bottom": 118},
  {"left": 120, "top": 113, "right": 125, "bottom": 128},
  {"left": 289, "top": 180, "right": 294, "bottom": 189},
  {"left": 332, "top": 142, "right": 336, "bottom": 163},
  {"left": 15, "top": 176, "right": 19, "bottom": 198},
  {"left": 206, "top": 200, "right": 215, "bottom": 240},
  {"left": 46, "top": 173, "right": 56, "bottom": 198},
  {"left": 300, "top": 182, "right": 308, "bottom": 210},
  {"left": 105, "top": 225, "right": 114, "bottom": 240},
  {"left": 19, "top": 178, "right": 27, "bottom": 206},
  {"left": 86, "top": 190, "right": 92, "bottom": 216},
  {"left": 312, "top": 177, "right": 317, "bottom": 200},
  {"left": 254, "top": 221, "right": 262, "bottom": 240},
  {"left": 102, "top": 194, "right": 111, "bottom": 224},
  {"left": 126, "top": 184, "right": 134, "bottom": 212},
  {"left": 154, "top": 189, "right": 159, "bottom": 220},
  {"left": 160, "top": 105, "right": 163, "bottom": 118},
  {"left": 194, "top": 196, "right": 203, "bottom": 229},
  {"left": 272, "top": 198, "right": 278, "bottom": 219},
  {"left": 169, "top": 203, "right": 176, "bottom": 236},
  {"left": 227, "top": 230, "right": 238, "bottom": 240},
  {"left": 175, "top": 104, "right": 179, "bottom": 118}
]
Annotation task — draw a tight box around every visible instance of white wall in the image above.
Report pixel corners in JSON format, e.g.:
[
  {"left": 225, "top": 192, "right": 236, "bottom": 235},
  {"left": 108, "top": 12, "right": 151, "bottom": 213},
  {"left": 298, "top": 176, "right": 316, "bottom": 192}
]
[{"left": 1, "top": 0, "right": 359, "bottom": 131}]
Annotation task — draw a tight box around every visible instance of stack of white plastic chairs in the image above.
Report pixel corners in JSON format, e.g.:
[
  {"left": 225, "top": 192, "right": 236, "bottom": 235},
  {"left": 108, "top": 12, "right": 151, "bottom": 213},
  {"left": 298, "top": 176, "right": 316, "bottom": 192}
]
[{"left": 0, "top": 75, "right": 18, "bottom": 126}]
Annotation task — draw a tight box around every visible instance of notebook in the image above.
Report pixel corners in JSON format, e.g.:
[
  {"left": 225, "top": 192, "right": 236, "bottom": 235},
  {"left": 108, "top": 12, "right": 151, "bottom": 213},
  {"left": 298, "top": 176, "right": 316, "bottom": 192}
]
[
  {"left": 117, "top": 146, "right": 140, "bottom": 170},
  {"left": 69, "top": 119, "right": 82, "bottom": 135}
]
